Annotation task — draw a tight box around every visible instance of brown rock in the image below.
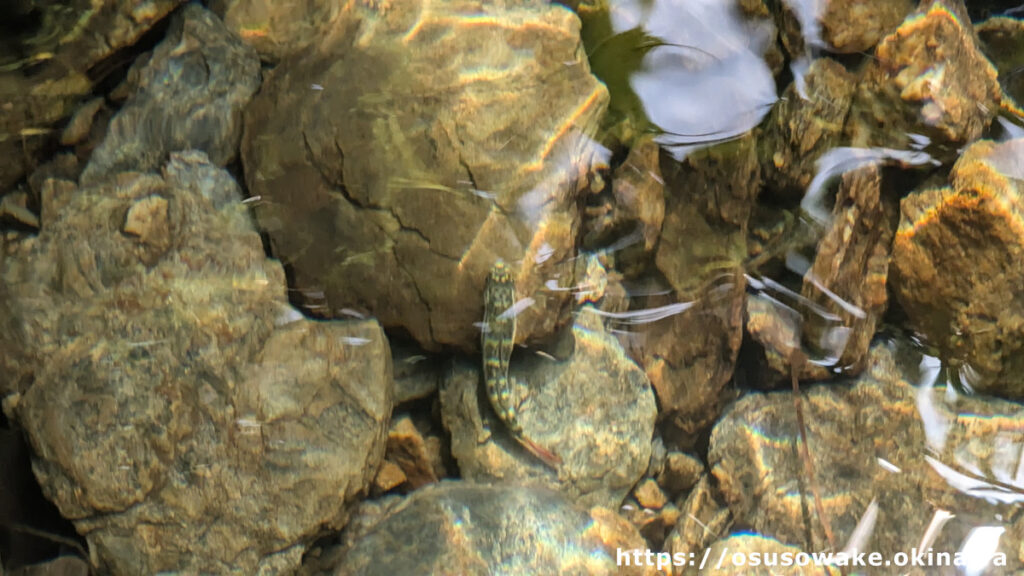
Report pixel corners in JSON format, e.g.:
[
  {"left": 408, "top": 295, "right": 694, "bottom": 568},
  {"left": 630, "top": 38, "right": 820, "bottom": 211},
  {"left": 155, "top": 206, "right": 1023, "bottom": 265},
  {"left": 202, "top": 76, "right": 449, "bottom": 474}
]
[
  {"left": 6, "top": 556, "right": 90, "bottom": 576},
  {"left": 633, "top": 478, "right": 668, "bottom": 510},
  {"left": 759, "top": 58, "right": 856, "bottom": 201},
  {"left": 846, "top": 0, "right": 1001, "bottom": 155},
  {"left": 663, "top": 475, "right": 731, "bottom": 576},
  {"left": 0, "top": 0, "right": 185, "bottom": 191},
  {"left": 80, "top": 4, "right": 261, "bottom": 185},
  {"left": 800, "top": 165, "right": 896, "bottom": 375},
  {"left": 373, "top": 461, "right": 407, "bottom": 493},
  {"left": 586, "top": 135, "right": 664, "bottom": 251},
  {"left": 657, "top": 452, "right": 704, "bottom": 496},
  {"left": 710, "top": 343, "right": 1020, "bottom": 568},
  {"left": 642, "top": 136, "right": 758, "bottom": 441},
  {"left": 59, "top": 97, "right": 106, "bottom": 146},
  {"left": 390, "top": 341, "right": 440, "bottom": 405},
  {"left": 820, "top": 0, "right": 914, "bottom": 53},
  {"left": 242, "top": 0, "right": 609, "bottom": 351},
  {"left": 440, "top": 306, "right": 656, "bottom": 509},
  {"left": 324, "top": 482, "right": 639, "bottom": 575},
  {"left": 0, "top": 191, "right": 39, "bottom": 229},
  {"left": 211, "top": 0, "right": 344, "bottom": 63},
  {"left": 122, "top": 195, "right": 171, "bottom": 258},
  {"left": 977, "top": 17, "right": 1024, "bottom": 111},
  {"left": 2, "top": 152, "right": 394, "bottom": 575},
  {"left": 892, "top": 139, "right": 1024, "bottom": 396},
  {"left": 385, "top": 414, "right": 440, "bottom": 490},
  {"left": 586, "top": 506, "right": 660, "bottom": 576},
  {"left": 745, "top": 291, "right": 830, "bottom": 383},
  {"left": 620, "top": 497, "right": 680, "bottom": 552}
]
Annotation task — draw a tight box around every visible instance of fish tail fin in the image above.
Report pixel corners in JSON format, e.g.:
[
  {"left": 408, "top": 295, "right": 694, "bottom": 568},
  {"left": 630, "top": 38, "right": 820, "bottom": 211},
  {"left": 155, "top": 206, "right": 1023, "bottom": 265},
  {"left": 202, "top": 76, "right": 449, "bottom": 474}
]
[{"left": 516, "top": 436, "right": 562, "bottom": 469}]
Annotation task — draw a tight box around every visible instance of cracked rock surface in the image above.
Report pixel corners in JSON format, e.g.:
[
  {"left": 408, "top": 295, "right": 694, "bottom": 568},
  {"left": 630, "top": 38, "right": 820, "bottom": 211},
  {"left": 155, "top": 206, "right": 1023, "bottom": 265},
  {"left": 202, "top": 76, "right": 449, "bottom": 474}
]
[
  {"left": 0, "top": 152, "right": 392, "bottom": 575},
  {"left": 241, "top": 0, "right": 609, "bottom": 351}
]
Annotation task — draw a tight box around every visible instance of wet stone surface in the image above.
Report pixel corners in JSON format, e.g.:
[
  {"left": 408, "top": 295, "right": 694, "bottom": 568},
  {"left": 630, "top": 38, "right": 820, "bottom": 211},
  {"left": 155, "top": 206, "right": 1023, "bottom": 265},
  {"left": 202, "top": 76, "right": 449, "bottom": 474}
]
[
  {"left": 304, "top": 481, "right": 652, "bottom": 576},
  {"left": 3, "top": 0, "right": 1024, "bottom": 573},
  {"left": 976, "top": 16, "right": 1024, "bottom": 110},
  {"left": 0, "top": 152, "right": 393, "bottom": 575},
  {"left": 818, "top": 0, "right": 914, "bottom": 53},
  {"left": 80, "top": 4, "right": 260, "bottom": 185},
  {"left": 242, "top": 0, "right": 609, "bottom": 352},
  {"left": 710, "top": 343, "right": 1022, "bottom": 572},
  {"left": 846, "top": 0, "right": 1002, "bottom": 156},
  {"left": 5, "top": 556, "right": 90, "bottom": 576},
  {"left": 584, "top": 135, "right": 664, "bottom": 253},
  {"left": 800, "top": 164, "right": 896, "bottom": 376},
  {"left": 0, "top": 0, "right": 186, "bottom": 191},
  {"left": 211, "top": 0, "right": 343, "bottom": 63},
  {"left": 758, "top": 57, "right": 856, "bottom": 202},
  {"left": 893, "top": 139, "right": 1024, "bottom": 397},
  {"left": 381, "top": 413, "right": 446, "bottom": 493},
  {"left": 440, "top": 306, "right": 656, "bottom": 509},
  {"left": 662, "top": 474, "right": 731, "bottom": 575},
  {"left": 641, "top": 136, "right": 757, "bottom": 441}
]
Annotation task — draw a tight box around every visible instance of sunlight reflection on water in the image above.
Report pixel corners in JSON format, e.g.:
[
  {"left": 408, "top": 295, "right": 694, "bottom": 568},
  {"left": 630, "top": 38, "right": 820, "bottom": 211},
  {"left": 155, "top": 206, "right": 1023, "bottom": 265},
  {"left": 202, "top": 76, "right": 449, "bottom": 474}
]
[{"left": 607, "top": 0, "right": 777, "bottom": 155}]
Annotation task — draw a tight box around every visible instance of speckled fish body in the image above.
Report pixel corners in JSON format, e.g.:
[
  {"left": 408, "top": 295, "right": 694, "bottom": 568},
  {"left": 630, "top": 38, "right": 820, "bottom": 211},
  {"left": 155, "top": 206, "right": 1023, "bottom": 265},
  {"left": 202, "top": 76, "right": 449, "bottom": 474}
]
[
  {"left": 482, "top": 260, "right": 561, "bottom": 468},
  {"left": 483, "top": 260, "right": 518, "bottom": 428}
]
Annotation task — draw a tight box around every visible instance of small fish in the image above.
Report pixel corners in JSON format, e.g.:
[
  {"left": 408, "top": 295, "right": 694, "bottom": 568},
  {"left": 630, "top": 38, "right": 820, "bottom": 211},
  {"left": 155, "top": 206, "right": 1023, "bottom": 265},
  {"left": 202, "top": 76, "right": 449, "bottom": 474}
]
[{"left": 482, "top": 260, "right": 561, "bottom": 468}]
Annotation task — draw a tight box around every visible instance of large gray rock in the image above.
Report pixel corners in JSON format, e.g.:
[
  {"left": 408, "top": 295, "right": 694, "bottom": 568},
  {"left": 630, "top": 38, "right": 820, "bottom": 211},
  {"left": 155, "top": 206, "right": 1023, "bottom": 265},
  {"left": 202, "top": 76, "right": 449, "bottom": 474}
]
[
  {"left": 1, "top": 152, "right": 393, "bottom": 575},
  {"left": 80, "top": 4, "right": 261, "bottom": 185}
]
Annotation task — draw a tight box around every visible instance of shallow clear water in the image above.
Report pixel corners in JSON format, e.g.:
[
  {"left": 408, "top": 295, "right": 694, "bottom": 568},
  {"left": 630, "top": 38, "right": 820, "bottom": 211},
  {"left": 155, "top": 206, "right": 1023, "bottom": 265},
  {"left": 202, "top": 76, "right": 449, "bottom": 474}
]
[{"left": 2, "top": 0, "right": 1024, "bottom": 574}]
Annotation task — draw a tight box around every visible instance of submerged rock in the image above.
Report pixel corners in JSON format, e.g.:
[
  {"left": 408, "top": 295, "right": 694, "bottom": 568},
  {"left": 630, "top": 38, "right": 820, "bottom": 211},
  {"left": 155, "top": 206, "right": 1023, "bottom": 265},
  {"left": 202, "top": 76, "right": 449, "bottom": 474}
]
[
  {"left": 439, "top": 306, "right": 656, "bottom": 509},
  {"left": 5, "top": 556, "right": 90, "bottom": 576},
  {"left": 242, "top": 0, "right": 609, "bottom": 351},
  {"left": 710, "top": 343, "right": 1021, "bottom": 571},
  {"left": 976, "top": 16, "right": 1024, "bottom": 111},
  {"left": 641, "top": 136, "right": 757, "bottom": 441},
  {"left": 584, "top": 135, "right": 664, "bottom": 253},
  {"left": 313, "top": 481, "right": 652, "bottom": 576},
  {"left": 758, "top": 58, "right": 856, "bottom": 202},
  {"left": 800, "top": 165, "right": 896, "bottom": 376},
  {"left": 381, "top": 414, "right": 445, "bottom": 492},
  {"left": 211, "top": 0, "right": 344, "bottom": 62},
  {"left": 1, "top": 152, "right": 392, "bottom": 575},
  {"left": 819, "top": 0, "right": 913, "bottom": 53},
  {"left": 892, "top": 139, "right": 1024, "bottom": 397},
  {"left": 0, "top": 0, "right": 185, "bottom": 191},
  {"left": 80, "top": 4, "right": 261, "bottom": 185},
  {"left": 846, "top": 0, "right": 1001, "bottom": 156},
  {"left": 663, "top": 475, "right": 731, "bottom": 576}
]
